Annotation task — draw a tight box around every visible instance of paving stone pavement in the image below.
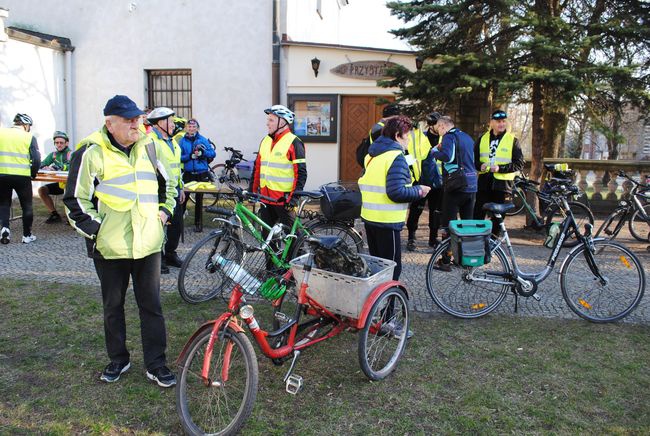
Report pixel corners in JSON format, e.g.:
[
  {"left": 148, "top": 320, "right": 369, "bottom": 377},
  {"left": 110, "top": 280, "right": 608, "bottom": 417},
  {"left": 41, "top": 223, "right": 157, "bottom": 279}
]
[{"left": 2, "top": 210, "right": 649, "bottom": 325}]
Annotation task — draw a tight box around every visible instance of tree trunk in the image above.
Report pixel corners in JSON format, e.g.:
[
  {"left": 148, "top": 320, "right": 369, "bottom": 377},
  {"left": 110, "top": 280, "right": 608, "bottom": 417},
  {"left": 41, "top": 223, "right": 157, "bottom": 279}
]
[{"left": 528, "top": 80, "right": 545, "bottom": 226}]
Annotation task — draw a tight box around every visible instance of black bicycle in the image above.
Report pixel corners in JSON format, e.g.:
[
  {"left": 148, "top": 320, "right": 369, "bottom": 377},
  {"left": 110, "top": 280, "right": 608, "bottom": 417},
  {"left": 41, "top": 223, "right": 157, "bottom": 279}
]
[
  {"left": 426, "top": 183, "right": 645, "bottom": 323},
  {"left": 506, "top": 172, "right": 594, "bottom": 247},
  {"left": 595, "top": 171, "right": 650, "bottom": 243},
  {"left": 211, "top": 146, "right": 251, "bottom": 191}
]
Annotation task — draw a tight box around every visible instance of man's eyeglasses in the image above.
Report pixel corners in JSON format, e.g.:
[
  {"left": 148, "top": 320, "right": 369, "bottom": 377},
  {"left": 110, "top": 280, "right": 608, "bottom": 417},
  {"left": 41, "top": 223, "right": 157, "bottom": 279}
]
[{"left": 54, "top": 141, "right": 67, "bottom": 145}]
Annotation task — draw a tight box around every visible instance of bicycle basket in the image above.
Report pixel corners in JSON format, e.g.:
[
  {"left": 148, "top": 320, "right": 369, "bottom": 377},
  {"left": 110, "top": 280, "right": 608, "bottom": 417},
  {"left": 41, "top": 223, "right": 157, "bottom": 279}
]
[
  {"left": 290, "top": 254, "right": 395, "bottom": 318},
  {"left": 319, "top": 182, "right": 361, "bottom": 221}
]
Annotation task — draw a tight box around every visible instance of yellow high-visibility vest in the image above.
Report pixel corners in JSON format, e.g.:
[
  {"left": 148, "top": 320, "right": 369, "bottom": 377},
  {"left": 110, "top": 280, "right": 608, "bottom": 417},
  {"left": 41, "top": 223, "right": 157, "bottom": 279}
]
[
  {"left": 359, "top": 150, "right": 410, "bottom": 223},
  {"left": 94, "top": 140, "right": 160, "bottom": 216},
  {"left": 259, "top": 133, "right": 299, "bottom": 192},
  {"left": 478, "top": 131, "right": 516, "bottom": 180},
  {"left": 406, "top": 128, "right": 432, "bottom": 183},
  {"left": 0, "top": 127, "right": 32, "bottom": 176},
  {"left": 148, "top": 131, "right": 182, "bottom": 188}
]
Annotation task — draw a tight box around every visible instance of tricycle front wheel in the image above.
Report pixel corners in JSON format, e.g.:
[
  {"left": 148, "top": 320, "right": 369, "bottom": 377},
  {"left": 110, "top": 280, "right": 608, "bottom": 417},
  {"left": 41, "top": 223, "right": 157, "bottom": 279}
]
[
  {"left": 358, "top": 286, "right": 409, "bottom": 381},
  {"left": 176, "top": 326, "right": 258, "bottom": 435}
]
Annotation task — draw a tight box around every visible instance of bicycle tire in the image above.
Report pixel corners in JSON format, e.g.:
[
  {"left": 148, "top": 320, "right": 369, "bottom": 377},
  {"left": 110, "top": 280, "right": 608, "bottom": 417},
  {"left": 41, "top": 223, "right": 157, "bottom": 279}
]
[
  {"left": 629, "top": 204, "right": 650, "bottom": 242},
  {"left": 213, "top": 164, "right": 249, "bottom": 191},
  {"left": 544, "top": 201, "right": 595, "bottom": 248},
  {"left": 426, "top": 238, "right": 510, "bottom": 319},
  {"left": 178, "top": 229, "right": 243, "bottom": 303},
  {"left": 505, "top": 189, "right": 525, "bottom": 216},
  {"left": 187, "top": 191, "right": 219, "bottom": 207},
  {"left": 290, "top": 221, "right": 363, "bottom": 260},
  {"left": 176, "top": 326, "right": 258, "bottom": 435},
  {"left": 560, "top": 240, "right": 645, "bottom": 323},
  {"left": 358, "top": 286, "right": 409, "bottom": 381},
  {"left": 594, "top": 208, "right": 626, "bottom": 241}
]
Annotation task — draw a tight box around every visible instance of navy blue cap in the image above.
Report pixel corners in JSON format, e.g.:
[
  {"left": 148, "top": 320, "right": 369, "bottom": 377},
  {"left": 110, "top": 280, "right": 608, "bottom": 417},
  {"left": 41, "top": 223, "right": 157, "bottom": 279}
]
[
  {"left": 103, "top": 95, "right": 145, "bottom": 118},
  {"left": 491, "top": 109, "right": 507, "bottom": 120}
]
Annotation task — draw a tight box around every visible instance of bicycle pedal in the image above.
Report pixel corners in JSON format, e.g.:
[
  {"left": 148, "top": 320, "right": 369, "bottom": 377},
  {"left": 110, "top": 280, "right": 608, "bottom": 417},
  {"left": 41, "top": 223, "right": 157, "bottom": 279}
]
[
  {"left": 532, "top": 293, "right": 541, "bottom": 301},
  {"left": 285, "top": 374, "right": 303, "bottom": 395},
  {"left": 274, "top": 312, "right": 291, "bottom": 324}
]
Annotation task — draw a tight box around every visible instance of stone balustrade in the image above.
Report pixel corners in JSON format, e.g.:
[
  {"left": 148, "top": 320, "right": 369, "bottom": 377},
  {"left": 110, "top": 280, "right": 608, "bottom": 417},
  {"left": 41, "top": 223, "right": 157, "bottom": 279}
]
[{"left": 523, "top": 158, "right": 650, "bottom": 213}]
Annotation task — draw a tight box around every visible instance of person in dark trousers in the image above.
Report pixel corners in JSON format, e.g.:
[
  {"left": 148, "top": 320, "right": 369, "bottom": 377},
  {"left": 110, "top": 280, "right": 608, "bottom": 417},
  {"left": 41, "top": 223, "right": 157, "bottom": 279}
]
[
  {"left": 38, "top": 130, "right": 71, "bottom": 224},
  {"left": 147, "top": 107, "right": 184, "bottom": 274},
  {"left": 178, "top": 118, "right": 216, "bottom": 231},
  {"left": 251, "top": 105, "right": 307, "bottom": 234},
  {"left": 473, "top": 109, "right": 525, "bottom": 235},
  {"left": 64, "top": 95, "right": 177, "bottom": 388},
  {"left": 406, "top": 111, "right": 444, "bottom": 250},
  {"left": 0, "top": 113, "right": 41, "bottom": 244},
  {"left": 430, "top": 115, "right": 478, "bottom": 236},
  {"left": 359, "top": 115, "right": 430, "bottom": 339}
]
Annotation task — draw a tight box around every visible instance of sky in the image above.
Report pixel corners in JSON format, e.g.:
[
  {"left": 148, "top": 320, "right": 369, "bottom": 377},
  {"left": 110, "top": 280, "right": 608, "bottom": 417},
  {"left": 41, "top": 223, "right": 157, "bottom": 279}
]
[{"left": 287, "top": 0, "right": 414, "bottom": 51}]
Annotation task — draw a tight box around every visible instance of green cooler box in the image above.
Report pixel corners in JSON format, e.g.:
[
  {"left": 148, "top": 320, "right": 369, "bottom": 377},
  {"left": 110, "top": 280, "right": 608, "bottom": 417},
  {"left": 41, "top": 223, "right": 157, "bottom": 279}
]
[{"left": 449, "top": 220, "right": 492, "bottom": 267}]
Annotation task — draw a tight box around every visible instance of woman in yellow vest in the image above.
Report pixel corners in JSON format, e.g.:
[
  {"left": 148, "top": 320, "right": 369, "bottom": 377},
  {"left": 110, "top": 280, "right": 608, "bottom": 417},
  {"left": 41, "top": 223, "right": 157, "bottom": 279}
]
[
  {"left": 473, "top": 109, "right": 525, "bottom": 235},
  {"left": 0, "top": 113, "right": 41, "bottom": 244},
  {"left": 359, "top": 116, "right": 430, "bottom": 280}
]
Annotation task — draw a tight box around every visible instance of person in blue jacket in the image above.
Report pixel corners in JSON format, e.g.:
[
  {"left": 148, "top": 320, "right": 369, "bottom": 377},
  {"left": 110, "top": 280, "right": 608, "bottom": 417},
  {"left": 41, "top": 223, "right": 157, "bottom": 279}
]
[
  {"left": 430, "top": 115, "right": 478, "bottom": 236},
  {"left": 179, "top": 118, "right": 216, "bottom": 184},
  {"left": 178, "top": 118, "right": 216, "bottom": 218}
]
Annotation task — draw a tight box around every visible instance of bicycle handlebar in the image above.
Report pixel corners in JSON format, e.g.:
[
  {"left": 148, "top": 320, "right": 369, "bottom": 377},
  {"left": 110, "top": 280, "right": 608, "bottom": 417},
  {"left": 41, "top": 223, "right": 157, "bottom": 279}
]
[
  {"left": 224, "top": 181, "right": 279, "bottom": 204},
  {"left": 617, "top": 170, "right": 648, "bottom": 189}
]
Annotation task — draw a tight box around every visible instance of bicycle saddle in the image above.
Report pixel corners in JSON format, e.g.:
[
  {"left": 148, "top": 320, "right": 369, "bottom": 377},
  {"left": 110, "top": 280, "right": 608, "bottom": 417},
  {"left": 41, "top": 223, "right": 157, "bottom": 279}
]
[
  {"left": 306, "top": 235, "right": 342, "bottom": 250},
  {"left": 483, "top": 202, "right": 516, "bottom": 215},
  {"left": 294, "top": 190, "right": 323, "bottom": 199}
]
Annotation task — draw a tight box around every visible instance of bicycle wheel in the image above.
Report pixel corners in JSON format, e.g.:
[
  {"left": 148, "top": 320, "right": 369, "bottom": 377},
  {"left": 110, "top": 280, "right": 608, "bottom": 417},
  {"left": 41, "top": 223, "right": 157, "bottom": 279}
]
[
  {"left": 358, "top": 286, "right": 409, "bottom": 381},
  {"left": 178, "top": 229, "right": 243, "bottom": 303},
  {"left": 594, "top": 208, "right": 626, "bottom": 240},
  {"left": 505, "top": 189, "right": 525, "bottom": 216},
  {"left": 425, "top": 238, "right": 510, "bottom": 319},
  {"left": 545, "top": 201, "right": 594, "bottom": 248},
  {"left": 176, "top": 326, "right": 258, "bottom": 435},
  {"left": 213, "top": 164, "right": 249, "bottom": 191},
  {"left": 629, "top": 204, "right": 650, "bottom": 242},
  {"left": 560, "top": 240, "right": 645, "bottom": 323},
  {"left": 290, "top": 221, "right": 363, "bottom": 260}
]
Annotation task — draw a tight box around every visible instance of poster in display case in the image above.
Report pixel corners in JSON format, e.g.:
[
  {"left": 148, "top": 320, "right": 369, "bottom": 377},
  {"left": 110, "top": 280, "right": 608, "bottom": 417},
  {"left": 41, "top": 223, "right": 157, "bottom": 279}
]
[{"left": 288, "top": 94, "right": 338, "bottom": 142}]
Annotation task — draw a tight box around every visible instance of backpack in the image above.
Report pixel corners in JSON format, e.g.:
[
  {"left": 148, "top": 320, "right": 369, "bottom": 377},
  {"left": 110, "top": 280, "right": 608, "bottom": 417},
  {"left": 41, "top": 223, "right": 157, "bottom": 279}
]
[{"left": 355, "top": 136, "right": 371, "bottom": 168}]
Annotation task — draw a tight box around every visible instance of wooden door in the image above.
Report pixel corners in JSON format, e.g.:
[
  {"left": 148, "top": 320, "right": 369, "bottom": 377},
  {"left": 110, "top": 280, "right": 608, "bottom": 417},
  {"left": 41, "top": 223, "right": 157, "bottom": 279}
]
[{"left": 339, "top": 96, "right": 393, "bottom": 182}]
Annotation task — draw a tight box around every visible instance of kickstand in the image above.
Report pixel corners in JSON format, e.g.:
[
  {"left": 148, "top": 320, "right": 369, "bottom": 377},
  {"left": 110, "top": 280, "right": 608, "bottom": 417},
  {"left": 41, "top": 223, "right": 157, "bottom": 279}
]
[{"left": 513, "top": 292, "right": 519, "bottom": 313}]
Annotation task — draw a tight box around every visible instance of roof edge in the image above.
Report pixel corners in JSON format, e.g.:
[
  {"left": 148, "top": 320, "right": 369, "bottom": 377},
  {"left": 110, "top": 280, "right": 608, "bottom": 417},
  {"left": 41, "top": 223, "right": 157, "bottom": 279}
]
[
  {"left": 7, "top": 26, "right": 74, "bottom": 51},
  {"left": 281, "top": 38, "right": 414, "bottom": 56}
]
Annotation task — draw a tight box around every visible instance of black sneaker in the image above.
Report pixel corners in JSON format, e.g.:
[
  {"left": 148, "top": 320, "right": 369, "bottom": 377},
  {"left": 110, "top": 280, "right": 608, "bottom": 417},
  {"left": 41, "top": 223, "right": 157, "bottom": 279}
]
[
  {"left": 165, "top": 252, "right": 183, "bottom": 268},
  {"left": 100, "top": 361, "right": 131, "bottom": 383},
  {"left": 161, "top": 261, "right": 170, "bottom": 275},
  {"left": 406, "top": 239, "right": 416, "bottom": 251},
  {"left": 428, "top": 238, "right": 439, "bottom": 248},
  {"left": 146, "top": 365, "right": 176, "bottom": 388},
  {"left": 45, "top": 212, "right": 62, "bottom": 224}
]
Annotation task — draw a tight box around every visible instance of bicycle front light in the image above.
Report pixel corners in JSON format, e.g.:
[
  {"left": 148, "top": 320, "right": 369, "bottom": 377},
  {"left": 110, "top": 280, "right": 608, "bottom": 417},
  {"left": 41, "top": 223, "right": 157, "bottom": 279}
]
[{"left": 239, "top": 305, "right": 255, "bottom": 320}]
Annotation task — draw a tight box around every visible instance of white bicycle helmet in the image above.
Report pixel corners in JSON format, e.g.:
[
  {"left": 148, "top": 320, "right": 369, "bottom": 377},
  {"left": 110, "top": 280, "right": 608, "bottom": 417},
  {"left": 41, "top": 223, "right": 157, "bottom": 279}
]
[
  {"left": 14, "top": 113, "right": 33, "bottom": 126},
  {"left": 147, "top": 107, "right": 175, "bottom": 123},
  {"left": 264, "top": 105, "right": 294, "bottom": 124}
]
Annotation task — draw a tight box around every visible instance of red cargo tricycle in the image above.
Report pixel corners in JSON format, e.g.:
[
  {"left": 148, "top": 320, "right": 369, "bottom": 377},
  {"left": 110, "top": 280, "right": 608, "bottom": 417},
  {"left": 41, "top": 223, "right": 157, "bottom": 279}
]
[{"left": 175, "top": 236, "right": 410, "bottom": 435}]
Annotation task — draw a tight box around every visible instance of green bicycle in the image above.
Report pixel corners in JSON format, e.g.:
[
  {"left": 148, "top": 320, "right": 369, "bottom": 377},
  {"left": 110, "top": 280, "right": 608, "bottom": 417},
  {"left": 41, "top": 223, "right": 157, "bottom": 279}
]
[{"left": 177, "top": 184, "right": 363, "bottom": 304}]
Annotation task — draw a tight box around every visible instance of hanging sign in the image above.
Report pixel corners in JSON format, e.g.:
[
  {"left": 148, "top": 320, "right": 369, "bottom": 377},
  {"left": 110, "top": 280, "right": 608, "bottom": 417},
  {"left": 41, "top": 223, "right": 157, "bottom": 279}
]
[{"left": 330, "top": 61, "right": 398, "bottom": 80}]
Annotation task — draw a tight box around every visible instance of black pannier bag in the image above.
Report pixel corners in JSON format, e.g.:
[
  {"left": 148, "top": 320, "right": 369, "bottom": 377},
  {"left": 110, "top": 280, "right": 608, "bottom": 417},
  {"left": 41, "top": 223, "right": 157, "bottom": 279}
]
[{"left": 319, "top": 182, "right": 362, "bottom": 221}]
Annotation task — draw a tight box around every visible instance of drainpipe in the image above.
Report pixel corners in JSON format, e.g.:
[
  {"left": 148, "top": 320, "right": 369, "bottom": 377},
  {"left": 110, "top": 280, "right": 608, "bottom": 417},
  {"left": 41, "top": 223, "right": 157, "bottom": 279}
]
[
  {"left": 272, "top": 0, "right": 280, "bottom": 104},
  {"left": 64, "top": 49, "right": 74, "bottom": 143}
]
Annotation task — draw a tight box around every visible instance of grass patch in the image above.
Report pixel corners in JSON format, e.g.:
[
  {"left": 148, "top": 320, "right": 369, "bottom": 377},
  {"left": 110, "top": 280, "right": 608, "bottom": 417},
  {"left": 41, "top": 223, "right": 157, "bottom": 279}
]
[{"left": 1, "top": 278, "right": 649, "bottom": 434}]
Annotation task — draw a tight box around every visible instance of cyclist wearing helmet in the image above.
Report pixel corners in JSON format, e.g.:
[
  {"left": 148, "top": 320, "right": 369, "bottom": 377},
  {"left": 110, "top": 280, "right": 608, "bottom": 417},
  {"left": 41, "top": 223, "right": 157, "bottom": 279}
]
[
  {"left": 252, "top": 104, "right": 307, "bottom": 231},
  {"left": 0, "top": 113, "right": 41, "bottom": 244},
  {"left": 147, "top": 107, "right": 184, "bottom": 272},
  {"left": 38, "top": 131, "right": 72, "bottom": 224}
]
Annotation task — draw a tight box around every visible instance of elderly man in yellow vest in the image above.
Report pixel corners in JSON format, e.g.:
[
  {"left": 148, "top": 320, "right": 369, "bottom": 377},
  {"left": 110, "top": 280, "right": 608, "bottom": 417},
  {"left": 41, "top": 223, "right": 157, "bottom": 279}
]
[
  {"left": 64, "top": 95, "right": 177, "bottom": 388},
  {"left": 0, "top": 113, "right": 41, "bottom": 244},
  {"left": 473, "top": 109, "right": 525, "bottom": 235}
]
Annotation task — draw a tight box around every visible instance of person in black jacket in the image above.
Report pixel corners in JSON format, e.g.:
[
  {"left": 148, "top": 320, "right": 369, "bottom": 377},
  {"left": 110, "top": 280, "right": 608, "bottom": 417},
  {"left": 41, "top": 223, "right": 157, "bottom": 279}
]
[{"left": 473, "top": 110, "right": 525, "bottom": 235}]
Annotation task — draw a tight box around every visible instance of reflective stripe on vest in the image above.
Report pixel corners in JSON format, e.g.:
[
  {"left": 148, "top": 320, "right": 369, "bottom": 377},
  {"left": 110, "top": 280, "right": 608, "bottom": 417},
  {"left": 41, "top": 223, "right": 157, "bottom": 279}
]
[
  {"left": 259, "top": 133, "right": 296, "bottom": 192},
  {"left": 359, "top": 150, "right": 409, "bottom": 223},
  {"left": 148, "top": 131, "right": 182, "bottom": 187},
  {"left": 94, "top": 140, "right": 160, "bottom": 215},
  {"left": 479, "top": 131, "right": 516, "bottom": 180},
  {"left": 368, "top": 121, "right": 385, "bottom": 144},
  {"left": 0, "top": 127, "right": 32, "bottom": 176}
]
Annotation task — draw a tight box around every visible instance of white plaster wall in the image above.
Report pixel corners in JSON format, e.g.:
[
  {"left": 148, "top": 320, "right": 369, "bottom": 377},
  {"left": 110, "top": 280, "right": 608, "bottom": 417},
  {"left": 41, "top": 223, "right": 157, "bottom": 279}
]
[
  {"left": 284, "top": 44, "right": 414, "bottom": 189},
  {"left": 0, "top": 37, "right": 66, "bottom": 156},
  {"left": 1, "top": 0, "right": 272, "bottom": 161}
]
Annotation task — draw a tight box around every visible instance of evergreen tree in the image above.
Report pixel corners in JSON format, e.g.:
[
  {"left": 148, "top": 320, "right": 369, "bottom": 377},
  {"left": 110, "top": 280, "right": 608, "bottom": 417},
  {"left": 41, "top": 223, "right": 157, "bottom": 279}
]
[{"left": 384, "top": 0, "right": 650, "bottom": 180}]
